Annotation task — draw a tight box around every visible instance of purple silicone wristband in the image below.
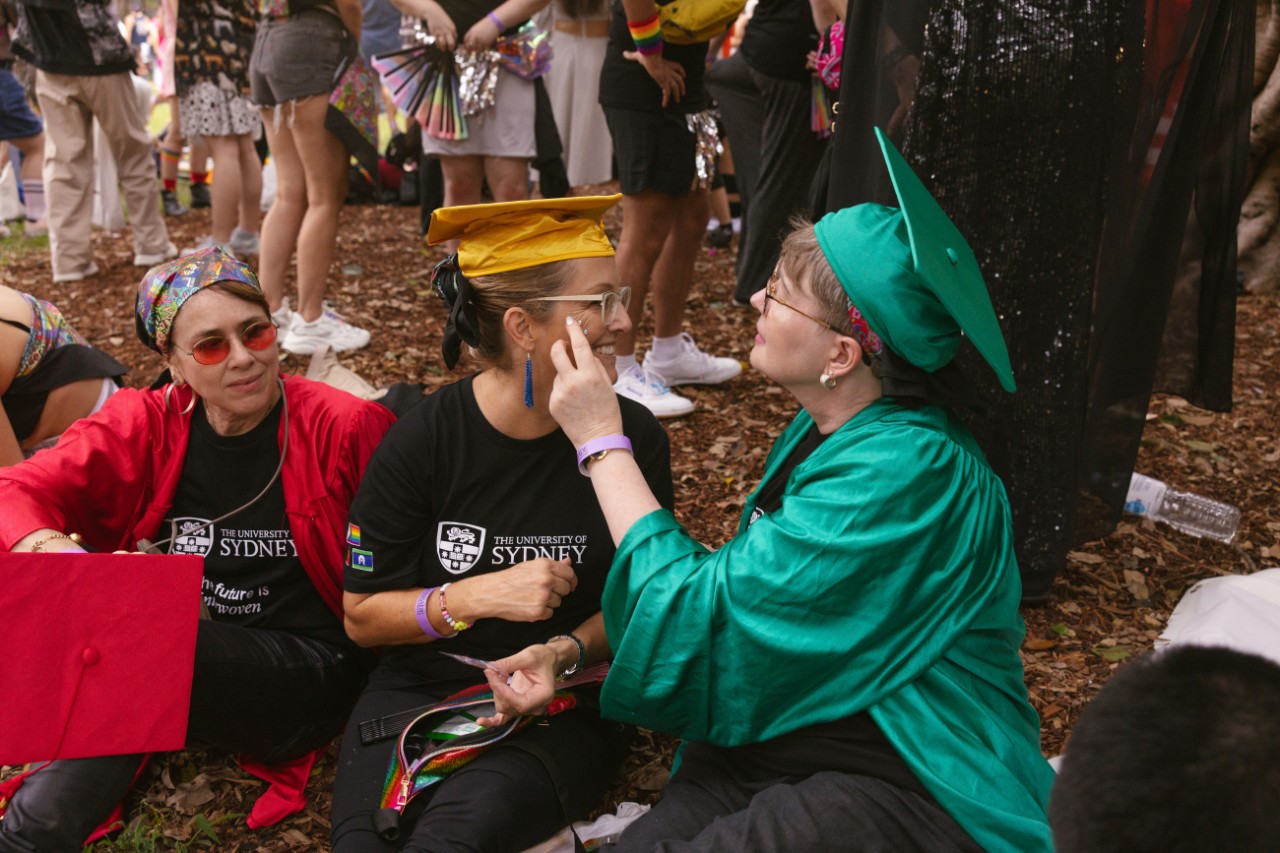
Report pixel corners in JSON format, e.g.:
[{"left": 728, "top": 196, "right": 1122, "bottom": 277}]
[
  {"left": 416, "top": 587, "right": 446, "bottom": 639},
  {"left": 486, "top": 10, "right": 504, "bottom": 30},
  {"left": 576, "top": 434, "right": 633, "bottom": 476}
]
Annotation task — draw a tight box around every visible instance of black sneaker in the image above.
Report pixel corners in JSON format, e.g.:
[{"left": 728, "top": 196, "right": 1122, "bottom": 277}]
[
  {"left": 189, "top": 182, "right": 211, "bottom": 208},
  {"left": 706, "top": 223, "right": 733, "bottom": 249},
  {"left": 161, "top": 189, "right": 187, "bottom": 217}
]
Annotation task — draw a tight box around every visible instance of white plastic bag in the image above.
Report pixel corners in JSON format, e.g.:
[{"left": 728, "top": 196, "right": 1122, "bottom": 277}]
[{"left": 1157, "top": 568, "right": 1280, "bottom": 665}]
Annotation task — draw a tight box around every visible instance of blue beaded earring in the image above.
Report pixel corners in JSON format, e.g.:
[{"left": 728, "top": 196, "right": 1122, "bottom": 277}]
[{"left": 524, "top": 353, "right": 534, "bottom": 408}]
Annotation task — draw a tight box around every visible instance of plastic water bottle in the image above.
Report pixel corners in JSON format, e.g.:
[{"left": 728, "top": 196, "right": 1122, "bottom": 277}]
[{"left": 1124, "top": 473, "right": 1240, "bottom": 544}]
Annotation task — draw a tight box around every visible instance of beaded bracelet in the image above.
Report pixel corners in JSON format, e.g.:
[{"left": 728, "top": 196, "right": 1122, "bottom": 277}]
[
  {"left": 415, "top": 587, "right": 453, "bottom": 639},
  {"left": 30, "top": 532, "right": 82, "bottom": 552},
  {"left": 548, "top": 633, "right": 585, "bottom": 680},
  {"left": 627, "top": 13, "right": 663, "bottom": 56},
  {"left": 486, "top": 10, "right": 505, "bottom": 30},
  {"left": 438, "top": 582, "right": 470, "bottom": 632}
]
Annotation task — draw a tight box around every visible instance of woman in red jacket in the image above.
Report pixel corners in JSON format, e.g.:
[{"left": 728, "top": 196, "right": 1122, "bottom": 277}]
[{"left": 0, "top": 248, "right": 396, "bottom": 853}]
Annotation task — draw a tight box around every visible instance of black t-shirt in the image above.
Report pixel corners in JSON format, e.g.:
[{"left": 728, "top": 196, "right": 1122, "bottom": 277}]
[
  {"left": 598, "top": 0, "right": 707, "bottom": 114},
  {"left": 745, "top": 420, "right": 931, "bottom": 800},
  {"left": 737, "top": 0, "right": 818, "bottom": 81},
  {"left": 345, "top": 377, "right": 673, "bottom": 690},
  {"left": 164, "top": 399, "right": 349, "bottom": 647},
  {"left": 11, "top": 0, "right": 136, "bottom": 76}
]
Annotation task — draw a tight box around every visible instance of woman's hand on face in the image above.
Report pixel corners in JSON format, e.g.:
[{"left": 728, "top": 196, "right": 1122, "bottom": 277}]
[
  {"left": 462, "top": 15, "right": 500, "bottom": 51},
  {"left": 475, "top": 643, "right": 559, "bottom": 726},
  {"left": 463, "top": 557, "right": 577, "bottom": 622},
  {"left": 549, "top": 317, "right": 625, "bottom": 449}
]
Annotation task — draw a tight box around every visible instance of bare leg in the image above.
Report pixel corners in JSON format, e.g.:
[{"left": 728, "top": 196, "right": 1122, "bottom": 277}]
[
  {"left": 651, "top": 186, "right": 709, "bottom": 338},
  {"left": 437, "top": 154, "right": 484, "bottom": 252},
  {"left": 235, "top": 132, "right": 262, "bottom": 235},
  {"left": 614, "top": 189, "right": 678, "bottom": 357},
  {"left": 482, "top": 156, "right": 529, "bottom": 202},
  {"left": 205, "top": 135, "right": 241, "bottom": 243},
  {"left": 440, "top": 154, "right": 484, "bottom": 207},
  {"left": 10, "top": 132, "right": 47, "bottom": 230},
  {"left": 258, "top": 106, "right": 304, "bottom": 313},
  {"left": 287, "top": 95, "right": 348, "bottom": 323}
]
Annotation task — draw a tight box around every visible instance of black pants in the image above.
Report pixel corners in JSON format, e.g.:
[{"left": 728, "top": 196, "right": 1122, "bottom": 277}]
[
  {"left": 705, "top": 53, "right": 828, "bottom": 302},
  {"left": 0, "top": 621, "right": 367, "bottom": 853},
  {"left": 331, "top": 683, "right": 628, "bottom": 853},
  {"left": 606, "top": 741, "right": 983, "bottom": 852}
]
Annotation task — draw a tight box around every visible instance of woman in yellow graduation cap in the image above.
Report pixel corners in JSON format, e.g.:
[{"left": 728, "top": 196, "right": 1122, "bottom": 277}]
[
  {"left": 330, "top": 195, "right": 674, "bottom": 851},
  {"left": 490, "top": 132, "right": 1055, "bottom": 851}
]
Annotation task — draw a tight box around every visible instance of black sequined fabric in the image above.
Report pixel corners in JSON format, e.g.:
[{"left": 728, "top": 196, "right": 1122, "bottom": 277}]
[{"left": 821, "top": 0, "right": 1252, "bottom": 600}]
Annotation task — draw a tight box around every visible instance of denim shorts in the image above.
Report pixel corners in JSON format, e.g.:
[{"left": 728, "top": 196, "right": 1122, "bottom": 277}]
[
  {"left": 249, "top": 8, "right": 352, "bottom": 106},
  {"left": 0, "top": 68, "right": 43, "bottom": 140}
]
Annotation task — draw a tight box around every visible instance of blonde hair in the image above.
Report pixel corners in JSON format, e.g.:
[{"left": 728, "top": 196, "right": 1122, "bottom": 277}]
[{"left": 777, "top": 217, "right": 855, "bottom": 336}]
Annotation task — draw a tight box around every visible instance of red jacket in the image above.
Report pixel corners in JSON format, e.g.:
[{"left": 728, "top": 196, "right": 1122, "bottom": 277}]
[
  {"left": 0, "top": 374, "right": 395, "bottom": 617},
  {"left": 0, "top": 375, "right": 396, "bottom": 834}
]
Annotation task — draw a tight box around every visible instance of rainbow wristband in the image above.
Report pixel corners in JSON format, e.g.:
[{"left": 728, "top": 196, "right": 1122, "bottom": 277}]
[
  {"left": 627, "top": 13, "right": 663, "bottom": 56},
  {"left": 415, "top": 587, "right": 451, "bottom": 639}
]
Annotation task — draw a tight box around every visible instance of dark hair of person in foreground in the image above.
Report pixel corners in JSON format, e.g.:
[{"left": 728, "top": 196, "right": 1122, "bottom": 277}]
[{"left": 1050, "top": 644, "right": 1280, "bottom": 853}]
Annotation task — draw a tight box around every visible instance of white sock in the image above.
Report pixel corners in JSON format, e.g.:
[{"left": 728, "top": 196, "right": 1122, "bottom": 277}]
[
  {"left": 650, "top": 335, "right": 685, "bottom": 361},
  {"left": 22, "top": 179, "right": 45, "bottom": 223},
  {"left": 616, "top": 354, "right": 638, "bottom": 373}
]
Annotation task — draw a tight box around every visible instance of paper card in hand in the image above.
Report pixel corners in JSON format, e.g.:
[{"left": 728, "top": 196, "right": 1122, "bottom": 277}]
[{"left": 0, "top": 553, "right": 203, "bottom": 765}]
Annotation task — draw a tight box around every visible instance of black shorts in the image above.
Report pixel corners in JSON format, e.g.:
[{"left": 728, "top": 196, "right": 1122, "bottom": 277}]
[{"left": 604, "top": 106, "right": 698, "bottom": 197}]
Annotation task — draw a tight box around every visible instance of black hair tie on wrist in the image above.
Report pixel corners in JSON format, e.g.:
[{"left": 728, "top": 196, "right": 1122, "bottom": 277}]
[{"left": 431, "top": 254, "right": 481, "bottom": 369}]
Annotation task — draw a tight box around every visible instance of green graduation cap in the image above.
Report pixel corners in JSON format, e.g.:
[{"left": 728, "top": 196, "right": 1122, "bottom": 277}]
[{"left": 813, "top": 128, "right": 1016, "bottom": 393}]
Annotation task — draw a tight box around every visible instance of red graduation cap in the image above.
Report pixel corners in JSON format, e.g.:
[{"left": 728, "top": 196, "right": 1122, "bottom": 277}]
[{"left": 0, "top": 553, "right": 203, "bottom": 765}]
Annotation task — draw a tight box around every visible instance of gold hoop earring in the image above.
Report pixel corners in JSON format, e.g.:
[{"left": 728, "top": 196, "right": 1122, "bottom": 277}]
[
  {"left": 164, "top": 382, "right": 197, "bottom": 416},
  {"left": 819, "top": 373, "right": 837, "bottom": 390}
]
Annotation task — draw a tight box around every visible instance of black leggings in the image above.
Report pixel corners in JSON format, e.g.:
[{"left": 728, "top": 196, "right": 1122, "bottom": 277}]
[
  {"left": 331, "top": 684, "right": 629, "bottom": 853},
  {"left": 606, "top": 741, "right": 984, "bottom": 853},
  {"left": 0, "top": 621, "right": 367, "bottom": 853}
]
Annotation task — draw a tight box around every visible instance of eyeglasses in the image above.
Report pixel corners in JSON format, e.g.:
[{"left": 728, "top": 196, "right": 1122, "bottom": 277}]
[
  {"left": 763, "top": 277, "right": 847, "bottom": 335},
  {"left": 534, "top": 286, "right": 632, "bottom": 325},
  {"left": 177, "top": 320, "right": 278, "bottom": 365}
]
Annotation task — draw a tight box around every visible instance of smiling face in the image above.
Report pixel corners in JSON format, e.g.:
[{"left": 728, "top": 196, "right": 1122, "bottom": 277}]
[
  {"left": 166, "top": 287, "right": 281, "bottom": 436},
  {"left": 530, "top": 255, "right": 630, "bottom": 383}
]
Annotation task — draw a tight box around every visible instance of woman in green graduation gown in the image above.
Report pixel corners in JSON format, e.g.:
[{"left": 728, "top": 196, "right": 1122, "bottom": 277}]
[{"left": 482, "top": 130, "right": 1056, "bottom": 852}]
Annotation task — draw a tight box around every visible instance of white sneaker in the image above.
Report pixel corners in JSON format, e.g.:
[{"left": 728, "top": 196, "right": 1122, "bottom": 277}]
[
  {"left": 271, "top": 297, "right": 292, "bottom": 330},
  {"left": 643, "top": 333, "right": 742, "bottom": 387},
  {"left": 52, "top": 261, "right": 100, "bottom": 283},
  {"left": 133, "top": 241, "right": 179, "bottom": 266},
  {"left": 613, "top": 363, "right": 695, "bottom": 418},
  {"left": 228, "top": 229, "right": 260, "bottom": 255},
  {"left": 282, "top": 310, "right": 371, "bottom": 355}
]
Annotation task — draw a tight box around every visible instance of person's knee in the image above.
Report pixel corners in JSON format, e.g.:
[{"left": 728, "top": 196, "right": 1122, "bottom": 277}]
[{"left": 619, "top": 196, "right": 673, "bottom": 254}]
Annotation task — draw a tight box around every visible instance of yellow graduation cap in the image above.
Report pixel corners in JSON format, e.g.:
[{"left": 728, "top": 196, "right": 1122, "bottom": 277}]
[{"left": 427, "top": 195, "right": 622, "bottom": 277}]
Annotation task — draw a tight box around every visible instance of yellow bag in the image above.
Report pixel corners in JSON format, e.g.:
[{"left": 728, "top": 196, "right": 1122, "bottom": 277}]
[{"left": 657, "top": 0, "right": 746, "bottom": 45}]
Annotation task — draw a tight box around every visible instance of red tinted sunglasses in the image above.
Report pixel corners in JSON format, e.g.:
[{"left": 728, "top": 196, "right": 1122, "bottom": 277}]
[{"left": 177, "top": 320, "right": 278, "bottom": 365}]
